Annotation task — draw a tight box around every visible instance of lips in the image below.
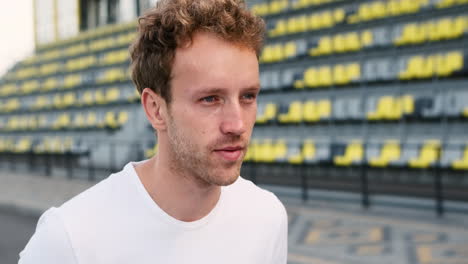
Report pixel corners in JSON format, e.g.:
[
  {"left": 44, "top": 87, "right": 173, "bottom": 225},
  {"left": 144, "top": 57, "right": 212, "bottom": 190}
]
[{"left": 214, "top": 146, "right": 244, "bottom": 162}]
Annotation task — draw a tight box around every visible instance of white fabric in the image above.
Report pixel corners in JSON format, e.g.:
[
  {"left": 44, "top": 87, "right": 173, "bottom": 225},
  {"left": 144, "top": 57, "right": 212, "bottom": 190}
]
[{"left": 19, "top": 161, "right": 288, "bottom": 264}]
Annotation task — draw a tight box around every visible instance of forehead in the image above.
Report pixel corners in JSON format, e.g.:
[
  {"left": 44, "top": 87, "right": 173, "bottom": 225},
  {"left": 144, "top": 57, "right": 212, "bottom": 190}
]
[{"left": 171, "top": 32, "right": 259, "bottom": 95}]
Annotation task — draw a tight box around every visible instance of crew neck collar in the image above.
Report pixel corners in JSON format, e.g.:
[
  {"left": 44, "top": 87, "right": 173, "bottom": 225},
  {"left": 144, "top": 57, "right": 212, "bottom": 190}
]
[{"left": 125, "top": 160, "right": 226, "bottom": 230}]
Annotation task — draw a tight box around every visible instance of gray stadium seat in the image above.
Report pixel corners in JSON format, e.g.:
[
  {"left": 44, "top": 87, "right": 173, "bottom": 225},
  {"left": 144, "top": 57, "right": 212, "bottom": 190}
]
[
  {"left": 333, "top": 98, "right": 347, "bottom": 121},
  {"left": 390, "top": 143, "right": 419, "bottom": 167},
  {"left": 422, "top": 93, "right": 443, "bottom": 118},
  {"left": 439, "top": 144, "right": 463, "bottom": 168}
]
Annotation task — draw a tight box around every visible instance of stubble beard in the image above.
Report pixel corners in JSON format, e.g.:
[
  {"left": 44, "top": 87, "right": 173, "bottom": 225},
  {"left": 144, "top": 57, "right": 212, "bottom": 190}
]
[{"left": 166, "top": 117, "right": 243, "bottom": 187}]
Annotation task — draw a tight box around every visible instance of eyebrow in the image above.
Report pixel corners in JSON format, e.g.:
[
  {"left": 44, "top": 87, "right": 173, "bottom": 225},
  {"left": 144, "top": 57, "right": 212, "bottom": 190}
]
[{"left": 195, "top": 85, "right": 261, "bottom": 96}]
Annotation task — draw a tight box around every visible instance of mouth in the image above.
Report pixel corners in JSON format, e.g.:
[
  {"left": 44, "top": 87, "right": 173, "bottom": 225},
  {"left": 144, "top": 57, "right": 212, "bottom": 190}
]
[{"left": 213, "top": 146, "right": 244, "bottom": 162}]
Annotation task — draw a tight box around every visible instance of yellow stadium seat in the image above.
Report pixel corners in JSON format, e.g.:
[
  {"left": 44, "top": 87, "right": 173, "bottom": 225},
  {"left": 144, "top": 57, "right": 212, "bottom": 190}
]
[
  {"left": 370, "top": 1, "right": 387, "bottom": 19},
  {"left": 361, "top": 30, "right": 374, "bottom": 48},
  {"left": 64, "top": 74, "right": 82, "bottom": 89},
  {"left": 436, "top": 0, "right": 456, "bottom": 8},
  {"left": 409, "top": 140, "right": 440, "bottom": 168},
  {"left": 303, "top": 68, "right": 319, "bottom": 88},
  {"left": 21, "top": 80, "right": 39, "bottom": 94},
  {"left": 333, "top": 34, "right": 346, "bottom": 53},
  {"left": 370, "top": 141, "right": 401, "bottom": 167},
  {"left": 271, "top": 44, "right": 284, "bottom": 62},
  {"left": 95, "top": 90, "right": 106, "bottom": 104},
  {"left": 303, "top": 99, "right": 332, "bottom": 123},
  {"left": 145, "top": 143, "right": 159, "bottom": 158},
  {"left": 399, "top": 56, "right": 425, "bottom": 80},
  {"left": 334, "top": 141, "right": 364, "bottom": 166},
  {"left": 118, "top": 111, "right": 129, "bottom": 126},
  {"left": 256, "top": 103, "right": 278, "bottom": 124},
  {"left": 31, "top": 96, "right": 50, "bottom": 110},
  {"left": 287, "top": 17, "right": 300, "bottom": 34},
  {"left": 62, "top": 93, "right": 77, "bottom": 108},
  {"left": 278, "top": 101, "right": 303, "bottom": 123},
  {"left": 4, "top": 99, "right": 20, "bottom": 113},
  {"left": 42, "top": 78, "right": 59, "bottom": 91},
  {"left": 292, "top": 0, "right": 310, "bottom": 9},
  {"left": 320, "top": 11, "right": 334, "bottom": 28},
  {"left": 73, "top": 113, "right": 86, "bottom": 128},
  {"left": 309, "top": 14, "right": 321, "bottom": 30},
  {"left": 52, "top": 113, "right": 71, "bottom": 130},
  {"left": 106, "top": 88, "right": 121, "bottom": 103},
  {"left": 260, "top": 45, "right": 273, "bottom": 63},
  {"left": 53, "top": 94, "right": 63, "bottom": 109},
  {"left": 347, "top": 63, "right": 361, "bottom": 83},
  {"left": 367, "top": 96, "right": 395, "bottom": 120},
  {"left": 284, "top": 41, "right": 297, "bottom": 60},
  {"left": 333, "top": 8, "right": 346, "bottom": 24},
  {"left": 296, "top": 15, "right": 309, "bottom": 33},
  {"left": 0, "top": 84, "right": 16, "bottom": 96},
  {"left": 14, "top": 138, "right": 32, "bottom": 153},
  {"left": 303, "top": 100, "right": 318, "bottom": 122},
  {"left": 310, "top": 36, "right": 333, "bottom": 56},
  {"left": 86, "top": 112, "right": 98, "bottom": 128},
  {"left": 436, "top": 51, "right": 464, "bottom": 77},
  {"left": 333, "top": 64, "right": 347, "bottom": 85},
  {"left": 463, "top": 107, "right": 468, "bottom": 118},
  {"left": 273, "top": 139, "right": 288, "bottom": 162},
  {"left": 81, "top": 91, "right": 95, "bottom": 105},
  {"left": 269, "top": 19, "right": 287, "bottom": 37},
  {"left": 317, "top": 66, "right": 332, "bottom": 87},
  {"left": 302, "top": 140, "right": 317, "bottom": 163},
  {"left": 40, "top": 63, "right": 61, "bottom": 76},
  {"left": 97, "top": 68, "right": 127, "bottom": 84},
  {"left": 452, "top": 145, "right": 468, "bottom": 170},
  {"left": 345, "top": 32, "right": 361, "bottom": 52}
]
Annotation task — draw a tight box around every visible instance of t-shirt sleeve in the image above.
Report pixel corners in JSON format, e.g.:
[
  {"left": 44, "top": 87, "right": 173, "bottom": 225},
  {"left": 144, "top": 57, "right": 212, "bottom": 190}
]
[
  {"left": 18, "top": 207, "right": 77, "bottom": 264},
  {"left": 271, "top": 196, "right": 288, "bottom": 264}
]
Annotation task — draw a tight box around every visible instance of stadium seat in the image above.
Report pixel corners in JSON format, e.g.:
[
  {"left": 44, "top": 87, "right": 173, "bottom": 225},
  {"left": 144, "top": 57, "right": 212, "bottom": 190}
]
[
  {"left": 145, "top": 143, "right": 158, "bottom": 158},
  {"left": 452, "top": 145, "right": 468, "bottom": 170},
  {"left": 408, "top": 140, "right": 441, "bottom": 168},
  {"left": 367, "top": 96, "right": 395, "bottom": 120},
  {"left": 317, "top": 66, "right": 333, "bottom": 87},
  {"left": 52, "top": 113, "right": 71, "bottom": 130},
  {"left": 278, "top": 101, "right": 303, "bottom": 123},
  {"left": 304, "top": 99, "right": 332, "bottom": 122},
  {"left": 31, "top": 96, "right": 50, "bottom": 110},
  {"left": 80, "top": 91, "right": 95, "bottom": 106},
  {"left": 64, "top": 74, "right": 82, "bottom": 89},
  {"left": 269, "top": 19, "right": 287, "bottom": 37},
  {"left": 21, "top": 80, "right": 39, "bottom": 94},
  {"left": 369, "top": 140, "right": 401, "bottom": 167},
  {"left": 106, "top": 87, "right": 121, "bottom": 103},
  {"left": 72, "top": 112, "right": 86, "bottom": 128},
  {"left": 42, "top": 78, "right": 59, "bottom": 91},
  {"left": 334, "top": 141, "right": 364, "bottom": 166},
  {"left": 256, "top": 103, "right": 278, "bottom": 124},
  {"left": 309, "top": 36, "right": 332, "bottom": 56},
  {"left": 13, "top": 137, "right": 32, "bottom": 153}
]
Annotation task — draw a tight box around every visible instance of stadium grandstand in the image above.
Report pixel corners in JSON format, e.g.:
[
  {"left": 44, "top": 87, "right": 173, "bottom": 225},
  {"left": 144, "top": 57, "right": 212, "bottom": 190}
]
[{"left": 0, "top": 0, "right": 467, "bottom": 210}]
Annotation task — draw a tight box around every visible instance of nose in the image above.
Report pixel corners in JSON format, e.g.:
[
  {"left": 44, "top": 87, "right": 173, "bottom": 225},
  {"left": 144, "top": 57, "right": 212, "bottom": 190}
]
[{"left": 220, "top": 101, "right": 247, "bottom": 136}]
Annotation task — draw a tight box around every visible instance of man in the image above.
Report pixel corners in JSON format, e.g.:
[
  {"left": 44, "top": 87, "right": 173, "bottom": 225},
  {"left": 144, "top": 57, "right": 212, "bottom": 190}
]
[{"left": 19, "top": 0, "right": 288, "bottom": 263}]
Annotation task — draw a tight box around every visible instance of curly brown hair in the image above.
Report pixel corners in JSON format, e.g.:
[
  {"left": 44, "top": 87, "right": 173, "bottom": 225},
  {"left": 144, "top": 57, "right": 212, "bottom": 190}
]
[{"left": 129, "top": 0, "right": 265, "bottom": 103}]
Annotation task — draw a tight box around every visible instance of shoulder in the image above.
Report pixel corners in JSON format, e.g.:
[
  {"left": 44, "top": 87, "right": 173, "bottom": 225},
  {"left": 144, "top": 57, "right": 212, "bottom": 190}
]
[
  {"left": 19, "top": 207, "right": 77, "bottom": 263},
  {"left": 227, "top": 177, "right": 287, "bottom": 220}
]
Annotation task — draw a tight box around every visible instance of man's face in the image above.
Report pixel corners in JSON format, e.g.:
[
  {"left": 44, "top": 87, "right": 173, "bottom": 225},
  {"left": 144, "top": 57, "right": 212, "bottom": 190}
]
[{"left": 165, "top": 32, "right": 259, "bottom": 187}]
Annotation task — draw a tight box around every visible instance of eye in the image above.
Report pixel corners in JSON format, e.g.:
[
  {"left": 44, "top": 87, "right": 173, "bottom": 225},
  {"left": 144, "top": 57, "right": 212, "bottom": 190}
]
[
  {"left": 200, "top": 95, "right": 220, "bottom": 104},
  {"left": 241, "top": 93, "right": 257, "bottom": 102}
]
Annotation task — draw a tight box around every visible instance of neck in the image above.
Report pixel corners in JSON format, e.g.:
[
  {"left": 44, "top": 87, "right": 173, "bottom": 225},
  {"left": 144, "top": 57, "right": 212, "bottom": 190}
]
[{"left": 134, "top": 152, "right": 221, "bottom": 222}]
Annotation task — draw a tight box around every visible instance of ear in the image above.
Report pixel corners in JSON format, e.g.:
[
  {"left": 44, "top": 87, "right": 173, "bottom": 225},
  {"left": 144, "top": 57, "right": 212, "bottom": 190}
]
[{"left": 141, "top": 88, "right": 168, "bottom": 131}]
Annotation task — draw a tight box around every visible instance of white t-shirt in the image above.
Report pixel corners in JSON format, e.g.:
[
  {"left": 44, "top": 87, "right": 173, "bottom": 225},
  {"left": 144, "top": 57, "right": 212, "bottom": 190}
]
[{"left": 19, "top": 161, "right": 288, "bottom": 264}]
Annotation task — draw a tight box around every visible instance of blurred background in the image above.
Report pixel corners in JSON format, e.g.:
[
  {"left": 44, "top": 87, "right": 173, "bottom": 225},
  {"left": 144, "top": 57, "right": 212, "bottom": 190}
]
[{"left": 0, "top": 0, "right": 468, "bottom": 264}]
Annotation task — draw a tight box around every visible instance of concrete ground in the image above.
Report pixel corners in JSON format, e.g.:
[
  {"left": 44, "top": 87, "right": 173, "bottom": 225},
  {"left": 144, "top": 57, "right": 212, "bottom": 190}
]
[{"left": 1, "top": 169, "right": 468, "bottom": 264}]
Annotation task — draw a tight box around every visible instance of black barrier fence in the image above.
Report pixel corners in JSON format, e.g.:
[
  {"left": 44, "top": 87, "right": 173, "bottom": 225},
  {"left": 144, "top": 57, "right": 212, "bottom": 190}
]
[{"left": 0, "top": 140, "right": 467, "bottom": 217}]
